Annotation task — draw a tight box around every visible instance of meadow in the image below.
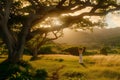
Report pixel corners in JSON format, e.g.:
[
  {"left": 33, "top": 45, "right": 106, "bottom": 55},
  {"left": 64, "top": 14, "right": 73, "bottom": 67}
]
[{"left": 0, "top": 54, "right": 120, "bottom": 80}]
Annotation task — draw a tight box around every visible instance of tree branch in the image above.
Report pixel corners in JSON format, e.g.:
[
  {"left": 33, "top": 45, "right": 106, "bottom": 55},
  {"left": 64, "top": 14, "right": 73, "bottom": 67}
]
[
  {"left": 4, "top": 0, "right": 13, "bottom": 21},
  {"left": 48, "top": 30, "right": 63, "bottom": 41},
  {"left": 28, "top": 0, "right": 38, "bottom": 9},
  {"left": 56, "top": 0, "right": 67, "bottom": 8}
]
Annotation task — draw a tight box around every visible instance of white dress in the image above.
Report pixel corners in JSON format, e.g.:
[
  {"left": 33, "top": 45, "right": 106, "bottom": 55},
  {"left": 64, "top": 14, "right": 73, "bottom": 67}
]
[
  {"left": 79, "top": 53, "right": 83, "bottom": 63},
  {"left": 78, "top": 49, "right": 83, "bottom": 63}
]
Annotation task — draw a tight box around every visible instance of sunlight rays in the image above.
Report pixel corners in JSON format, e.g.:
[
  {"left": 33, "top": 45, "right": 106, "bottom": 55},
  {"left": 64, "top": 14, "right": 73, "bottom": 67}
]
[
  {"left": 31, "top": 17, "right": 63, "bottom": 31},
  {"left": 38, "top": 17, "right": 63, "bottom": 28}
]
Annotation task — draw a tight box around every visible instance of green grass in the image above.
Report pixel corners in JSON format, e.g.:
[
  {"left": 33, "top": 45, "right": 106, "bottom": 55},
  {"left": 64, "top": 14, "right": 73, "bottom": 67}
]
[{"left": 0, "top": 54, "right": 120, "bottom": 80}]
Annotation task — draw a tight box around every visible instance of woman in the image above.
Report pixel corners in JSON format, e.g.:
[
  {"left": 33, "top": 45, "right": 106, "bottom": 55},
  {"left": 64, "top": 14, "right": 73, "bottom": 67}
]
[{"left": 78, "top": 47, "right": 86, "bottom": 64}]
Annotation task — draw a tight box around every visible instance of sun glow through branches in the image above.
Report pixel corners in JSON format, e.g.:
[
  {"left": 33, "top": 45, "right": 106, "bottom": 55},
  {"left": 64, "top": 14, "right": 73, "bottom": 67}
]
[
  {"left": 32, "top": 17, "right": 63, "bottom": 31},
  {"left": 39, "top": 17, "right": 63, "bottom": 28},
  {"left": 61, "top": 7, "right": 92, "bottom": 16}
]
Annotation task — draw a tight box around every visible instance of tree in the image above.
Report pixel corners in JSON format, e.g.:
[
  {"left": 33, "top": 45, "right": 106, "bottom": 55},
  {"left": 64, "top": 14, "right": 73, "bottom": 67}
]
[
  {"left": 0, "top": 0, "right": 120, "bottom": 63},
  {"left": 26, "top": 30, "right": 63, "bottom": 60}
]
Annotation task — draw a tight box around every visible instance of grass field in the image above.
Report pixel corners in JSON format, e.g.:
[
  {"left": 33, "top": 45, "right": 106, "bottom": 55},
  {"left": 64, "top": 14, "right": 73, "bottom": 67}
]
[{"left": 0, "top": 54, "right": 120, "bottom": 80}]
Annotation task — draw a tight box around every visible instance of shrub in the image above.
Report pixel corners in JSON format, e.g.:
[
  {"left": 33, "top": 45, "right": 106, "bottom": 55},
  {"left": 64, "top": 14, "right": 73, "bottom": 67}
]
[
  {"left": 63, "top": 71, "right": 87, "bottom": 80},
  {"left": 9, "top": 71, "right": 32, "bottom": 80},
  {"left": 0, "top": 62, "right": 33, "bottom": 80},
  {"left": 24, "top": 48, "right": 32, "bottom": 55},
  {"left": 63, "top": 47, "right": 79, "bottom": 56},
  {"left": 0, "top": 61, "right": 48, "bottom": 80},
  {"left": 55, "top": 58, "right": 64, "bottom": 62},
  {"left": 84, "top": 51, "right": 98, "bottom": 55},
  {"left": 0, "top": 61, "right": 47, "bottom": 80},
  {"left": 100, "top": 47, "right": 110, "bottom": 55},
  {"left": 108, "top": 49, "right": 118, "bottom": 54},
  {"left": 35, "top": 69, "right": 48, "bottom": 80}
]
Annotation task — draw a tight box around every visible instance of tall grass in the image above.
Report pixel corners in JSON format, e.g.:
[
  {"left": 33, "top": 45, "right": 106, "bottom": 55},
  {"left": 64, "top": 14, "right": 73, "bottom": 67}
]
[
  {"left": 85, "top": 55, "right": 120, "bottom": 66},
  {"left": 0, "top": 54, "right": 120, "bottom": 80}
]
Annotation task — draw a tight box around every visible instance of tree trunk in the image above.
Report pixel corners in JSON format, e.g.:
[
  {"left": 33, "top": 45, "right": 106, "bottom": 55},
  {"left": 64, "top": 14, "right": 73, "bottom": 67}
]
[
  {"left": 0, "top": 21, "right": 29, "bottom": 63},
  {"left": 7, "top": 50, "right": 22, "bottom": 63},
  {"left": 7, "top": 26, "right": 30, "bottom": 63},
  {"left": 32, "top": 50, "right": 38, "bottom": 59},
  {"left": 0, "top": 0, "right": 22, "bottom": 63},
  {"left": 1, "top": 26, "right": 23, "bottom": 63},
  {"left": 30, "top": 46, "right": 39, "bottom": 60}
]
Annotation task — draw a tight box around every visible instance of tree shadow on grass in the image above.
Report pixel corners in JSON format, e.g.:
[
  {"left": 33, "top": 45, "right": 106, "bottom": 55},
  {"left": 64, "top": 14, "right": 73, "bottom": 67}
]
[
  {"left": 30, "top": 56, "right": 44, "bottom": 61},
  {"left": 80, "top": 63, "right": 88, "bottom": 68}
]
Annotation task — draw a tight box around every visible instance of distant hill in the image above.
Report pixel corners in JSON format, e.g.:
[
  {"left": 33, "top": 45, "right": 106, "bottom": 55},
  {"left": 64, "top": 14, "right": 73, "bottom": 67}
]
[{"left": 54, "top": 27, "right": 120, "bottom": 48}]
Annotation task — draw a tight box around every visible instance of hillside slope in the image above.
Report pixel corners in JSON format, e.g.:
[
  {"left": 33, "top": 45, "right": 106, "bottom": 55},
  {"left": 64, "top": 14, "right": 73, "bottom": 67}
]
[{"left": 55, "top": 27, "right": 120, "bottom": 47}]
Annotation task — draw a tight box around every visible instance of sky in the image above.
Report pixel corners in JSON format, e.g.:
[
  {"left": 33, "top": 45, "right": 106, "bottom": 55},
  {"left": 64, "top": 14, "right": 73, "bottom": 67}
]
[
  {"left": 105, "top": 0, "right": 120, "bottom": 28},
  {"left": 105, "top": 11, "right": 120, "bottom": 28}
]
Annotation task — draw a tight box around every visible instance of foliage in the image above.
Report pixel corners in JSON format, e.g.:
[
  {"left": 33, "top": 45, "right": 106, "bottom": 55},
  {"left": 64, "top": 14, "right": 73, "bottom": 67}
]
[
  {"left": 109, "top": 49, "right": 118, "bottom": 54},
  {"left": 0, "top": 60, "right": 32, "bottom": 80},
  {"left": 39, "top": 44, "right": 60, "bottom": 54},
  {"left": 8, "top": 71, "right": 32, "bottom": 80},
  {"left": 84, "top": 50, "right": 98, "bottom": 55},
  {"left": 63, "top": 47, "right": 79, "bottom": 56},
  {"left": 99, "top": 46, "right": 119, "bottom": 55},
  {"left": 63, "top": 46, "right": 98, "bottom": 56},
  {"left": 0, "top": 60, "right": 48, "bottom": 80},
  {"left": 24, "top": 47, "right": 33, "bottom": 55},
  {"left": 39, "top": 45, "right": 54, "bottom": 54},
  {"left": 0, "top": 45, "right": 8, "bottom": 55},
  {"left": 25, "top": 42, "right": 61, "bottom": 55},
  {"left": 100, "top": 47, "right": 109, "bottom": 55},
  {"left": 63, "top": 71, "right": 87, "bottom": 80},
  {"left": 34, "top": 69, "right": 48, "bottom": 80},
  {"left": 55, "top": 58, "right": 64, "bottom": 62}
]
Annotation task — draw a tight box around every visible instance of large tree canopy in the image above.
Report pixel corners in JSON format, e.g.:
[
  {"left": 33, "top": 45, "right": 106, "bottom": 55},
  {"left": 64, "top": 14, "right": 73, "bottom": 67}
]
[{"left": 0, "top": 0, "right": 120, "bottom": 63}]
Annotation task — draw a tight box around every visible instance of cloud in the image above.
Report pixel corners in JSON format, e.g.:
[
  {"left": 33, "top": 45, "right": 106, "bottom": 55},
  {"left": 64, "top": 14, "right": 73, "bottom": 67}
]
[{"left": 105, "top": 12, "right": 120, "bottom": 28}]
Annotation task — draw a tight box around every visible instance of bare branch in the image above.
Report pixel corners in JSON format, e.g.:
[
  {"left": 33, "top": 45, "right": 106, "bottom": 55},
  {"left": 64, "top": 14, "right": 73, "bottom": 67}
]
[
  {"left": 41, "top": 33, "right": 47, "bottom": 43},
  {"left": 45, "top": 30, "right": 63, "bottom": 42},
  {"left": 56, "top": 0, "right": 67, "bottom": 8},
  {"left": 27, "top": 0, "right": 40, "bottom": 9}
]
